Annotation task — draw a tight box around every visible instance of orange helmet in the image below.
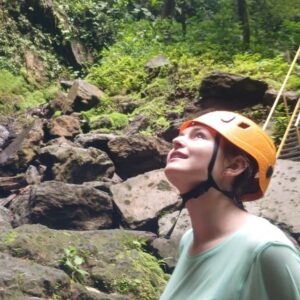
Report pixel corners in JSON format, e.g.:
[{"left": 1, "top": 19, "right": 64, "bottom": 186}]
[{"left": 179, "top": 111, "right": 276, "bottom": 201}]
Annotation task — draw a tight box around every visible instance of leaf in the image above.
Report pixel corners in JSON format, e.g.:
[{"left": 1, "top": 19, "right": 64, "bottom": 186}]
[{"left": 74, "top": 255, "right": 84, "bottom": 266}]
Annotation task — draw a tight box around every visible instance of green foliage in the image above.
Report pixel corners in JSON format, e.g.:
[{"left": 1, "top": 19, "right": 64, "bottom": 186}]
[
  {"left": 0, "top": 70, "right": 59, "bottom": 115},
  {"left": 3, "top": 232, "right": 18, "bottom": 244},
  {"left": 112, "top": 237, "right": 169, "bottom": 300},
  {"left": 272, "top": 103, "right": 290, "bottom": 145},
  {"left": 109, "top": 112, "right": 129, "bottom": 129},
  {"left": 59, "top": 246, "right": 89, "bottom": 283},
  {"left": 218, "top": 52, "right": 300, "bottom": 91}
]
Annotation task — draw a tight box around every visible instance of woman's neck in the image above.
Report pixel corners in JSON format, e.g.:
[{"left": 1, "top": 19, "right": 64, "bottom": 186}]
[{"left": 185, "top": 188, "right": 250, "bottom": 255}]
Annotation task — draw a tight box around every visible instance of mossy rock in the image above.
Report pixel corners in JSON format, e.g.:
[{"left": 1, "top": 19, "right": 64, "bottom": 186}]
[{"left": 0, "top": 224, "right": 168, "bottom": 299}]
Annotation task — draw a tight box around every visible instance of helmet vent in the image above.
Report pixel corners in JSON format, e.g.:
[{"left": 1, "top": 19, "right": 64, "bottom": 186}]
[{"left": 238, "top": 122, "right": 250, "bottom": 129}]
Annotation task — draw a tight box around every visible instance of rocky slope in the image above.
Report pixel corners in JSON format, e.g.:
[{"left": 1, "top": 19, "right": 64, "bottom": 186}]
[{"left": 0, "top": 73, "right": 299, "bottom": 299}]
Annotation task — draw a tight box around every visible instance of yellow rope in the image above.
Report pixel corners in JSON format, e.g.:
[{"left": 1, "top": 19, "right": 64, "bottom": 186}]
[
  {"left": 263, "top": 45, "right": 300, "bottom": 131},
  {"left": 276, "top": 97, "right": 300, "bottom": 158}
]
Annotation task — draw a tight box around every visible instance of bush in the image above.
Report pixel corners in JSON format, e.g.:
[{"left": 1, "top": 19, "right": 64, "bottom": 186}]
[{"left": 0, "top": 70, "right": 59, "bottom": 115}]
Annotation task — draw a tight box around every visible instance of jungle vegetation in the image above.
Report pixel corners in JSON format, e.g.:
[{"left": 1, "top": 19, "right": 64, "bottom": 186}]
[{"left": 0, "top": 0, "right": 299, "bottom": 134}]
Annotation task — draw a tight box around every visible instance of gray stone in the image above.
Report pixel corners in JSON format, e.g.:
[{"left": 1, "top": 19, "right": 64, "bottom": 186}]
[
  {"left": 107, "top": 135, "right": 171, "bottom": 179},
  {"left": 199, "top": 72, "right": 268, "bottom": 109},
  {"left": 0, "top": 125, "right": 10, "bottom": 149},
  {"left": 153, "top": 209, "right": 191, "bottom": 269},
  {"left": 0, "top": 253, "right": 70, "bottom": 299},
  {"left": 245, "top": 159, "right": 300, "bottom": 241},
  {"left": 75, "top": 132, "right": 117, "bottom": 152},
  {"left": 65, "top": 79, "right": 104, "bottom": 112},
  {"left": 0, "top": 119, "right": 44, "bottom": 176},
  {"left": 9, "top": 181, "right": 113, "bottom": 230},
  {"left": 38, "top": 144, "right": 115, "bottom": 183},
  {"left": 145, "top": 55, "right": 171, "bottom": 71},
  {"left": 0, "top": 225, "right": 166, "bottom": 299},
  {"left": 45, "top": 115, "right": 81, "bottom": 139},
  {"left": 110, "top": 169, "right": 180, "bottom": 229}
]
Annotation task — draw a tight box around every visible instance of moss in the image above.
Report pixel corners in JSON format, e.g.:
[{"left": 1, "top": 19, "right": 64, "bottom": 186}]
[
  {"left": 3, "top": 231, "right": 18, "bottom": 244},
  {"left": 110, "top": 237, "right": 169, "bottom": 300},
  {"left": 0, "top": 70, "right": 60, "bottom": 115},
  {"left": 156, "top": 180, "right": 172, "bottom": 192}
]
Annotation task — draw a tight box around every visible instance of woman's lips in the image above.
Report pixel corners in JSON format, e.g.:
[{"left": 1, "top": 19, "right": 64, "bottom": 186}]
[{"left": 168, "top": 151, "right": 188, "bottom": 161}]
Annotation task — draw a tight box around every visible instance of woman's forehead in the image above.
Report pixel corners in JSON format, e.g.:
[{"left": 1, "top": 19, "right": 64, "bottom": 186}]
[{"left": 180, "top": 123, "right": 216, "bottom": 135}]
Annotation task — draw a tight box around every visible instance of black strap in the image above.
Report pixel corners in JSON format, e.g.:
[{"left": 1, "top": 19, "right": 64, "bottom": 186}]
[{"left": 179, "top": 134, "right": 221, "bottom": 204}]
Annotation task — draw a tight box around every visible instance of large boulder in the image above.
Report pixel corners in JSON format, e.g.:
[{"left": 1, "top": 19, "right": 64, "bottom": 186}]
[
  {"left": 107, "top": 135, "right": 171, "bottom": 179},
  {"left": 0, "top": 119, "right": 44, "bottom": 176},
  {"left": 9, "top": 181, "right": 113, "bottom": 230},
  {"left": 0, "top": 253, "right": 71, "bottom": 299},
  {"left": 263, "top": 88, "right": 300, "bottom": 106},
  {"left": 246, "top": 159, "right": 300, "bottom": 244},
  {"left": 0, "top": 224, "right": 167, "bottom": 299},
  {"left": 64, "top": 80, "right": 104, "bottom": 113},
  {"left": 0, "top": 175, "right": 27, "bottom": 197},
  {"left": 75, "top": 132, "right": 117, "bottom": 153},
  {"left": 110, "top": 169, "right": 180, "bottom": 230},
  {"left": 199, "top": 72, "right": 268, "bottom": 109},
  {"left": 45, "top": 115, "right": 81, "bottom": 139},
  {"left": 152, "top": 209, "right": 191, "bottom": 270},
  {"left": 37, "top": 144, "right": 115, "bottom": 183}
]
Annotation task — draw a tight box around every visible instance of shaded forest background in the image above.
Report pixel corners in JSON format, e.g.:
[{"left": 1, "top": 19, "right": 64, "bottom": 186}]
[{"left": 0, "top": 0, "right": 299, "bottom": 136}]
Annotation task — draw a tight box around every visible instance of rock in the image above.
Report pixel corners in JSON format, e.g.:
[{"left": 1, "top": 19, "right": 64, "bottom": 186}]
[
  {"left": 152, "top": 209, "right": 191, "bottom": 269},
  {"left": 45, "top": 136, "right": 77, "bottom": 147},
  {"left": 160, "top": 119, "right": 182, "bottom": 142},
  {"left": 0, "top": 206, "right": 13, "bottom": 231},
  {"left": 111, "top": 95, "right": 140, "bottom": 114},
  {"left": 0, "top": 253, "right": 71, "bottom": 299},
  {"left": 25, "top": 165, "right": 43, "bottom": 185},
  {"left": 0, "top": 175, "right": 27, "bottom": 196},
  {"left": 245, "top": 159, "right": 300, "bottom": 245},
  {"left": 107, "top": 135, "right": 171, "bottom": 179},
  {"left": 60, "top": 80, "right": 74, "bottom": 89},
  {"left": 65, "top": 79, "right": 104, "bottom": 113},
  {"left": 45, "top": 115, "right": 81, "bottom": 139},
  {"left": 145, "top": 55, "right": 171, "bottom": 71},
  {"left": 263, "top": 88, "right": 300, "bottom": 106},
  {"left": 46, "top": 91, "right": 69, "bottom": 116},
  {"left": 199, "top": 72, "right": 268, "bottom": 109},
  {"left": 75, "top": 132, "right": 117, "bottom": 153},
  {"left": 122, "top": 115, "right": 150, "bottom": 136},
  {"left": 0, "top": 119, "right": 44, "bottom": 176},
  {"left": 37, "top": 144, "right": 115, "bottom": 183},
  {"left": 0, "top": 124, "right": 10, "bottom": 149},
  {"left": 9, "top": 181, "right": 113, "bottom": 230},
  {"left": 110, "top": 169, "right": 180, "bottom": 229},
  {"left": 70, "top": 40, "right": 94, "bottom": 66},
  {"left": 0, "top": 225, "right": 167, "bottom": 299},
  {"left": 24, "top": 51, "right": 46, "bottom": 84},
  {"left": 71, "top": 284, "right": 131, "bottom": 300}
]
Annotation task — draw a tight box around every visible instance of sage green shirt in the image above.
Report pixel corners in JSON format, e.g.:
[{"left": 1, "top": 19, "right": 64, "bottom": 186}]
[{"left": 160, "top": 216, "right": 300, "bottom": 300}]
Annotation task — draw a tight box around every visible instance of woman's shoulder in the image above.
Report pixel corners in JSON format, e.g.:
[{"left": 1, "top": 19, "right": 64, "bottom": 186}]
[{"left": 241, "top": 215, "right": 297, "bottom": 251}]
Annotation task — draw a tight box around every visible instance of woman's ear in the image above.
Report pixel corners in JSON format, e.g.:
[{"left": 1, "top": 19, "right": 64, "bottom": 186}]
[{"left": 223, "top": 155, "right": 249, "bottom": 178}]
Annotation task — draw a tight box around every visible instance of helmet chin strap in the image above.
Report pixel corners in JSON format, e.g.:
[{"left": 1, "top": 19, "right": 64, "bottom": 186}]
[{"left": 164, "top": 134, "right": 234, "bottom": 239}]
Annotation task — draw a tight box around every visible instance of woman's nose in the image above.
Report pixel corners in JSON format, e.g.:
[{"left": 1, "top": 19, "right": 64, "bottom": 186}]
[{"left": 172, "top": 135, "right": 185, "bottom": 149}]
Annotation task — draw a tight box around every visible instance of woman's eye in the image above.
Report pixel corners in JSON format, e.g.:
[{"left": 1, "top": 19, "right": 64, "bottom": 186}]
[{"left": 195, "top": 132, "right": 205, "bottom": 139}]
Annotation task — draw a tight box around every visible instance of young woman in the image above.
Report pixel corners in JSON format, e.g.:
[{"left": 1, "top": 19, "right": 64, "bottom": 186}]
[{"left": 161, "top": 111, "right": 300, "bottom": 300}]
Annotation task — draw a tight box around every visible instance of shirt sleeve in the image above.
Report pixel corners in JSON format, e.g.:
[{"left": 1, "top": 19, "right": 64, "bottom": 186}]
[{"left": 242, "top": 244, "right": 300, "bottom": 300}]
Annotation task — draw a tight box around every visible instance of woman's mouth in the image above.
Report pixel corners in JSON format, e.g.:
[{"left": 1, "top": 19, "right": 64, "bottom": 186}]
[{"left": 168, "top": 151, "right": 188, "bottom": 161}]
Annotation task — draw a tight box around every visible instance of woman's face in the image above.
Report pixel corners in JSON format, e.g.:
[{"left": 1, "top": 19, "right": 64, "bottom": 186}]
[{"left": 165, "top": 124, "right": 224, "bottom": 193}]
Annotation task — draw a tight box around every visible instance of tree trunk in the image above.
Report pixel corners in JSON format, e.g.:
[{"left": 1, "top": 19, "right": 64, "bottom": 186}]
[
  {"left": 163, "top": 0, "right": 175, "bottom": 17},
  {"left": 237, "top": 0, "right": 251, "bottom": 49}
]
